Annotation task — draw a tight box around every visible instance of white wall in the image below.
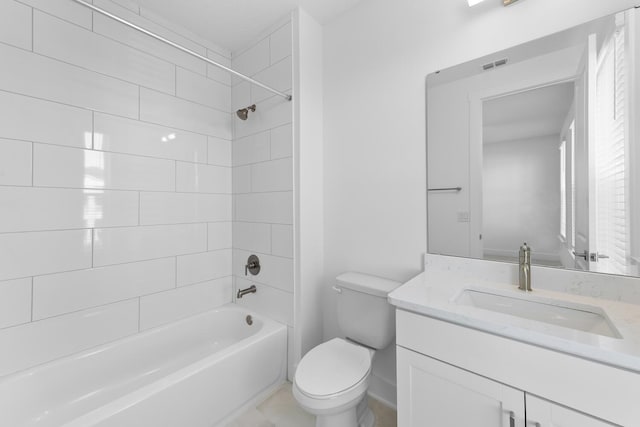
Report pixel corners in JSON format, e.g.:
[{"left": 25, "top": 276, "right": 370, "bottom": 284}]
[
  {"left": 0, "top": 0, "right": 235, "bottom": 377},
  {"left": 322, "top": 0, "right": 638, "bottom": 405},
  {"left": 229, "top": 17, "right": 295, "bottom": 378},
  {"left": 483, "top": 135, "right": 561, "bottom": 261},
  {"left": 293, "top": 9, "right": 325, "bottom": 367}
]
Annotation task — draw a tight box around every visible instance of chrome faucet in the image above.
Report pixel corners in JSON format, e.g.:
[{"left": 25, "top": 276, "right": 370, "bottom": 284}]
[
  {"left": 518, "top": 242, "right": 532, "bottom": 291},
  {"left": 237, "top": 285, "right": 257, "bottom": 299}
]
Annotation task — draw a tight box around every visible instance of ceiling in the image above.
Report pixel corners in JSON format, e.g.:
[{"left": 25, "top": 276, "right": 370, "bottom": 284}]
[
  {"left": 483, "top": 82, "right": 575, "bottom": 144},
  {"left": 136, "top": 0, "right": 364, "bottom": 52}
]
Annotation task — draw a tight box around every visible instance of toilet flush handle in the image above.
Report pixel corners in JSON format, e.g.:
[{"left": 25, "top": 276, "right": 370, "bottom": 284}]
[{"left": 332, "top": 285, "right": 342, "bottom": 293}]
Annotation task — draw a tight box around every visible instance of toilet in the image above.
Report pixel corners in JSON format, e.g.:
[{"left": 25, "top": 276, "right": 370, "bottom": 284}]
[{"left": 293, "top": 272, "right": 400, "bottom": 427}]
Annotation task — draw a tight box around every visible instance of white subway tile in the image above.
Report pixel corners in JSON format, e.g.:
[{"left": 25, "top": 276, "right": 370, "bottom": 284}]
[
  {"left": 32, "top": 258, "right": 175, "bottom": 320},
  {"left": 140, "top": 277, "right": 232, "bottom": 330},
  {"left": 233, "top": 130, "right": 270, "bottom": 166},
  {"left": 0, "top": 43, "right": 139, "bottom": 118},
  {"left": 235, "top": 192, "right": 293, "bottom": 224},
  {"left": 176, "top": 249, "right": 232, "bottom": 286},
  {"left": 138, "top": 5, "right": 225, "bottom": 59},
  {"left": 208, "top": 222, "right": 232, "bottom": 250},
  {"left": 0, "top": 139, "right": 31, "bottom": 186},
  {"left": 176, "top": 67, "right": 231, "bottom": 112},
  {"left": 139, "top": 192, "right": 231, "bottom": 225},
  {"left": 140, "top": 88, "right": 232, "bottom": 138},
  {"left": 93, "top": 5, "right": 207, "bottom": 75},
  {"left": 34, "top": 12, "right": 175, "bottom": 95},
  {"left": 102, "top": 0, "right": 140, "bottom": 14},
  {"left": 272, "top": 225, "right": 293, "bottom": 258},
  {"left": 251, "top": 158, "right": 293, "bottom": 192},
  {"left": 33, "top": 144, "right": 176, "bottom": 192},
  {"left": 235, "top": 277, "right": 293, "bottom": 326},
  {"left": 0, "top": 300, "right": 138, "bottom": 377},
  {"left": 231, "top": 38, "right": 270, "bottom": 84},
  {"left": 208, "top": 137, "right": 232, "bottom": 167},
  {"left": 251, "top": 56, "right": 292, "bottom": 104},
  {"left": 207, "top": 50, "right": 232, "bottom": 85},
  {"left": 233, "top": 222, "right": 271, "bottom": 254},
  {"left": 235, "top": 95, "right": 292, "bottom": 139},
  {"left": 18, "top": 0, "right": 91, "bottom": 29},
  {"left": 94, "top": 113, "right": 207, "bottom": 163},
  {"left": 232, "top": 81, "right": 251, "bottom": 112},
  {"left": 0, "top": 278, "right": 31, "bottom": 330},
  {"left": 232, "top": 165, "right": 251, "bottom": 194},
  {"left": 0, "top": 187, "right": 138, "bottom": 232},
  {"left": 176, "top": 162, "right": 232, "bottom": 194},
  {"left": 270, "top": 123, "right": 293, "bottom": 160},
  {"left": 0, "top": 91, "right": 92, "bottom": 149},
  {"left": 233, "top": 249, "right": 293, "bottom": 293},
  {"left": 270, "top": 22, "right": 292, "bottom": 65},
  {"left": 93, "top": 223, "right": 207, "bottom": 266},
  {"left": 0, "top": 229, "right": 92, "bottom": 281},
  {"left": 0, "top": 0, "right": 32, "bottom": 50}
]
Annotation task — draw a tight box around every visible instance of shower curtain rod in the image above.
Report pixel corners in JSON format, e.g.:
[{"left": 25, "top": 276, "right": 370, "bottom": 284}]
[{"left": 71, "top": 0, "right": 293, "bottom": 102}]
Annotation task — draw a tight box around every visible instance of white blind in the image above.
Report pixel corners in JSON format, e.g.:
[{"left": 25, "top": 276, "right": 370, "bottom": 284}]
[{"left": 595, "top": 26, "right": 629, "bottom": 274}]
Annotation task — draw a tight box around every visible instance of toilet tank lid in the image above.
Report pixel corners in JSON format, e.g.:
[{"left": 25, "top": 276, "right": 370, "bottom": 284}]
[{"left": 335, "top": 272, "right": 401, "bottom": 297}]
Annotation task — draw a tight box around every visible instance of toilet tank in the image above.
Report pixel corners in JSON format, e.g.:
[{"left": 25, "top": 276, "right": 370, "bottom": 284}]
[{"left": 335, "top": 272, "right": 401, "bottom": 350}]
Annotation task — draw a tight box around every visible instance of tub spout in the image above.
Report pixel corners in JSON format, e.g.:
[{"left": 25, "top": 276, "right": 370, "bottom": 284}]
[{"left": 237, "top": 285, "right": 257, "bottom": 299}]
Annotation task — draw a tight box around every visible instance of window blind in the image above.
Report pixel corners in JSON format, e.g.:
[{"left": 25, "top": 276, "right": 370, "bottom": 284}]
[{"left": 595, "top": 27, "right": 629, "bottom": 274}]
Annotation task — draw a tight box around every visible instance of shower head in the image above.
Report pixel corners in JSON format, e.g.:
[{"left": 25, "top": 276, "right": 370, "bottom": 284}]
[{"left": 236, "top": 104, "right": 256, "bottom": 121}]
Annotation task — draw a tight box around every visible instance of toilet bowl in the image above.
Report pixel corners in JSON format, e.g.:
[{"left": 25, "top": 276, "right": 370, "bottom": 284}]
[
  {"left": 293, "top": 338, "right": 375, "bottom": 427},
  {"left": 293, "top": 272, "right": 401, "bottom": 427}
]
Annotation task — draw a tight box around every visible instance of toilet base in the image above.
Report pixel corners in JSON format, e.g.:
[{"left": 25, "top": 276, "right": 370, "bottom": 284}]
[{"left": 315, "top": 395, "right": 375, "bottom": 427}]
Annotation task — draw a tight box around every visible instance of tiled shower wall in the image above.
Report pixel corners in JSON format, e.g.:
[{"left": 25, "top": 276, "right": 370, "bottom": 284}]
[
  {"left": 0, "top": 0, "right": 234, "bottom": 377},
  {"left": 230, "top": 19, "right": 295, "bottom": 376}
]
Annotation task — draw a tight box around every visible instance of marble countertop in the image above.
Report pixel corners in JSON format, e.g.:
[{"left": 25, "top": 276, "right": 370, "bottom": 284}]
[{"left": 389, "top": 268, "right": 640, "bottom": 373}]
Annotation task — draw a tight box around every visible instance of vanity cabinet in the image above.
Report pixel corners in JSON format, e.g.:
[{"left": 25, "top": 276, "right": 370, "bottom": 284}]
[
  {"left": 398, "top": 347, "right": 616, "bottom": 426},
  {"left": 397, "top": 346, "right": 525, "bottom": 426},
  {"left": 526, "top": 395, "right": 617, "bottom": 427},
  {"left": 395, "top": 309, "right": 638, "bottom": 426}
]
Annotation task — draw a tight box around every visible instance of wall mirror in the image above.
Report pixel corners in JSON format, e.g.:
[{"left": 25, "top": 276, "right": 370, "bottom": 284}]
[{"left": 427, "top": 7, "right": 640, "bottom": 278}]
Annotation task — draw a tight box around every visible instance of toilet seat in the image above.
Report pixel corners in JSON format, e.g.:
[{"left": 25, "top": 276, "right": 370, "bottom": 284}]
[{"left": 294, "top": 338, "right": 372, "bottom": 399}]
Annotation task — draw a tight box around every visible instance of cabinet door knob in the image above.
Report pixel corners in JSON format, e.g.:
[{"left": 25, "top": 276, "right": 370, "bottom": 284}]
[{"left": 509, "top": 411, "right": 516, "bottom": 427}]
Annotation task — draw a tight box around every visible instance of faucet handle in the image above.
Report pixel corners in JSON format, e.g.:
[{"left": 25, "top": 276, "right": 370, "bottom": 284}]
[{"left": 245, "top": 254, "right": 261, "bottom": 276}]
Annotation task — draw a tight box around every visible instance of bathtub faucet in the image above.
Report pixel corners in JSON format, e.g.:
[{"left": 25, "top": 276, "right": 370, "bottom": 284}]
[{"left": 237, "top": 285, "right": 257, "bottom": 299}]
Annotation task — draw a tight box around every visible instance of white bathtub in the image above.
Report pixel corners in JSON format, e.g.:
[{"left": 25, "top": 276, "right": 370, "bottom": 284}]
[{"left": 0, "top": 304, "right": 287, "bottom": 427}]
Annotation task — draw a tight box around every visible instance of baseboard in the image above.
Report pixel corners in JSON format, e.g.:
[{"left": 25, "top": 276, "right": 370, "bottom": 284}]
[{"left": 368, "top": 373, "right": 397, "bottom": 409}]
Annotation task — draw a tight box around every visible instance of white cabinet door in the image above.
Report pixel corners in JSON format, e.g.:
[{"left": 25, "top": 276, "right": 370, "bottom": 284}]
[
  {"left": 397, "top": 346, "right": 525, "bottom": 426},
  {"left": 525, "top": 395, "right": 618, "bottom": 427}
]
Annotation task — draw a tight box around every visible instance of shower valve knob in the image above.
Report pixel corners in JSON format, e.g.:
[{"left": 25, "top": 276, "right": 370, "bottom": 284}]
[{"left": 245, "top": 255, "right": 261, "bottom": 276}]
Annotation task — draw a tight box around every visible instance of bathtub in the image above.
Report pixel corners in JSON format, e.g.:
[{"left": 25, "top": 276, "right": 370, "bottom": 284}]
[{"left": 0, "top": 304, "right": 287, "bottom": 427}]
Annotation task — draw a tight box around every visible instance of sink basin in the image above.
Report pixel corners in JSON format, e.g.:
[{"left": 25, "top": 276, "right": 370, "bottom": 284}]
[{"left": 455, "top": 289, "right": 622, "bottom": 339}]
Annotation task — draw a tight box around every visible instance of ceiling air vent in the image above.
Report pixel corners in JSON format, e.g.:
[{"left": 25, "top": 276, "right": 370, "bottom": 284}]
[{"left": 482, "top": 58, "right": 509, "bottom": 71}]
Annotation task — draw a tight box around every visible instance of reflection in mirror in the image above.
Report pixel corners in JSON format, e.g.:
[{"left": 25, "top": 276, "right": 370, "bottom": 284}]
[{"left": 427, "top": 7, "right": 639, "bottom": 277}]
